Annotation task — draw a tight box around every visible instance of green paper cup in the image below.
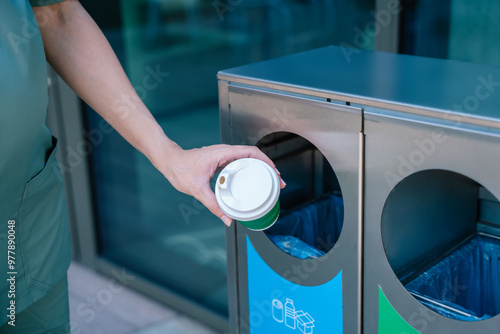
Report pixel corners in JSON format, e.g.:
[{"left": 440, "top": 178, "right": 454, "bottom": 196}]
[{"left": 215, "top": 158, "right": 281, "bottom": 231}]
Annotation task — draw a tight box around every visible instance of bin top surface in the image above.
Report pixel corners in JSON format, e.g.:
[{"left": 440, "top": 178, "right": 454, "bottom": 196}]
[{"left": 218, "top": 46, "right": 500, "bottom": 125}]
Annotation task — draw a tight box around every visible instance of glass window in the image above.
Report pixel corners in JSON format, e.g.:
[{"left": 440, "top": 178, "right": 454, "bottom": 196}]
[
  {"left": 399, "top": 0, "right": 500, "bottom": 66},
  {"left": 82, "top": 0, "right": 375, "bottom": 317}
]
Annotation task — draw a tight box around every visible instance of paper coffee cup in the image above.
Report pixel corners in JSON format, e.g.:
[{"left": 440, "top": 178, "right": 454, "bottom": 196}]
[{"left": 215, "top": 158, "right": 280, "bottom": 230}]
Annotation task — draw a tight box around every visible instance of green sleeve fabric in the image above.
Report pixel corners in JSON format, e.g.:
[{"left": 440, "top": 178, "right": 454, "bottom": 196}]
[{"left": 29, "top": 0, "right": 66, "bottom": 7}]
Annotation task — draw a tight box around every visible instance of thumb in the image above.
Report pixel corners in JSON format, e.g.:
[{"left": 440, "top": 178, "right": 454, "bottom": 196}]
[{"left": 198, "top": 184, "right": 233, "bottom": 227}]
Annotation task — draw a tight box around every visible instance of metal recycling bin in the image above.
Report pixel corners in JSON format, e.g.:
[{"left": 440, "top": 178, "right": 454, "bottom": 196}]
[{"left": 219, "top": 45, "right": 500, "bottom": 334}]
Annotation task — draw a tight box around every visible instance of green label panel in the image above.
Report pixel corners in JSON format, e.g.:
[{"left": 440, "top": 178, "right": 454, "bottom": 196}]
[{"left": 379, "top": 287, "right": 420, "bottom": 334}]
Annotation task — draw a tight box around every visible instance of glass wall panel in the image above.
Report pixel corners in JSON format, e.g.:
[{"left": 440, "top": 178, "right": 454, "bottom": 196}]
[
  {"left": 82, "top": 0, "right": 375, "bottom": 316},
  {"left": 399, "top": 0, "right": 500, "bottom": 66}
]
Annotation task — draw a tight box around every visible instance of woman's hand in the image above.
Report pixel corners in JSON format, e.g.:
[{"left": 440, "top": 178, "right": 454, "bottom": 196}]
[{"left": 157, "top": 144, "right": 286, "bottom": 226}]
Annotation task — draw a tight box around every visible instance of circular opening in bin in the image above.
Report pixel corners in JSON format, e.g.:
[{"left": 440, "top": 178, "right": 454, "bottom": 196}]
[
  {"left": 255, "top": 132, "right": 344, "bottom": 259},
  {"left": 381, "top": 169, "right": 500, "bottom": 321}
]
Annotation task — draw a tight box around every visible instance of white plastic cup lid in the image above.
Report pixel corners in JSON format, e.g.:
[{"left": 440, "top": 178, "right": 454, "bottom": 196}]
[{"left": 215, "top": 158, "right": 280, "bottom": 221}]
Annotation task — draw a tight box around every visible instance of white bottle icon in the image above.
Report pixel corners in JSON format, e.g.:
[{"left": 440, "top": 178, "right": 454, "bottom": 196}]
[{"left": 284, "top": 298, "right": 296, "bottom": 329}]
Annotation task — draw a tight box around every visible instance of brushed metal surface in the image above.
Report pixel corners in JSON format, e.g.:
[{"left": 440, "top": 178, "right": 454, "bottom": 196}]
[{"left": 218, "top": 45, "right": 500, "bottom": 130}]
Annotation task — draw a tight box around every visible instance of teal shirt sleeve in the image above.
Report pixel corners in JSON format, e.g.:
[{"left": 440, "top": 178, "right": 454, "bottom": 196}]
[{"left": 29, "top": 0, "right": 66, "bottom": 7}]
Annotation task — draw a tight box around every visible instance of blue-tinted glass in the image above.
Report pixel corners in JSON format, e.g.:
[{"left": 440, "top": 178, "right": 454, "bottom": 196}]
[
  {"left": 82, "top": 0, "right": 375, "bottom": 316},
  {"left": 399, "top": 0, "right": 500, "bottom": 66}
]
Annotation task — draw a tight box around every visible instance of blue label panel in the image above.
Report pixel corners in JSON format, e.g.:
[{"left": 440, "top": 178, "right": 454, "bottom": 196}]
[{"left": 247, "top": 237, "right": 343, "bottom": 334}]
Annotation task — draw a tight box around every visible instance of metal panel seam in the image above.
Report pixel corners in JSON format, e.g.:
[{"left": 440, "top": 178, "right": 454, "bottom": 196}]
[{"left": 358, "top": 130, "right": 365, "bottom": 334}]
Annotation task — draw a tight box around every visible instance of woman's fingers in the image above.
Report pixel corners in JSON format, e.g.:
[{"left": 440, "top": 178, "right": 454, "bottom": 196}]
[{"left": 197, "top": 182, "right": 233, "bottom": 227}]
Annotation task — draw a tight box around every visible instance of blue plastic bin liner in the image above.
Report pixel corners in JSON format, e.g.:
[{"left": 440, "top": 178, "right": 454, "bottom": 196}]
[
  {"left": 405, "top": 235, "right": 500, "bottom": 321},
  {"left": 269, "top": 235, "right": 326, "bottom": 259},
  {"left": 266, "top": 194, "right": 343, "bottom": 255}
]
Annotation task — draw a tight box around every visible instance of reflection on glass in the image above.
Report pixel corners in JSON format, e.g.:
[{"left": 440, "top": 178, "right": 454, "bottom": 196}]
[
  {"left": 399, "top": 0, "right": 500, "bottom": 66},
  {"left": 82, "top": 0, "right": 374, "bottom": 316}
]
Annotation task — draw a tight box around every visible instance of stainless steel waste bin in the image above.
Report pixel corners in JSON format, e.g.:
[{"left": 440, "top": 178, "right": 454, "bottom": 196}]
[
  {"left": 218, "top": 46, "right": 363, "bottom": 334},
  {"left": 219, "top": 45, "right": 500, "bottom": 334}
]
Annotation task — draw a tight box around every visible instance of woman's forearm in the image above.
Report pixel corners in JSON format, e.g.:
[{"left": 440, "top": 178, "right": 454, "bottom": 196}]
[
  {"left": 35, "top": 0, "right": 178, "bottom": 171},
  {"left": 34, "top": 0, "right": 285, "bottom": 225}
]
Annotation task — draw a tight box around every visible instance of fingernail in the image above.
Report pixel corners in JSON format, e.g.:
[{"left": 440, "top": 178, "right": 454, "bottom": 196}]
[
  {"left": 280, "top": 178, "right": 287, "bottom": 187},
  {"left": 275, "top": 168, "right": 281, "bottom": 175},
  {"left": 222, "top": 215, "right": 232, "bottom": 227}
]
